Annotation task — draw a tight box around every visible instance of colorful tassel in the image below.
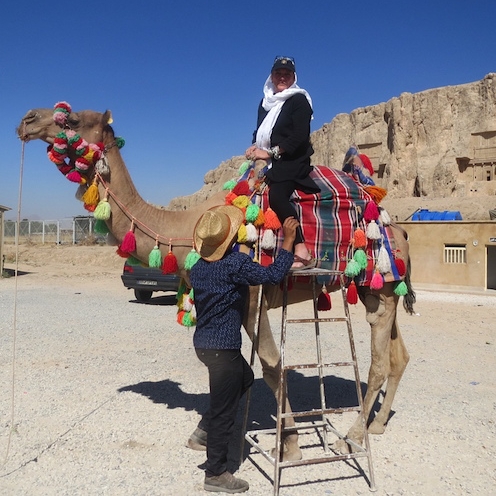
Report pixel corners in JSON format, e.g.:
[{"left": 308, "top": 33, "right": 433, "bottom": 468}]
[
  {"left": 370, "top": 271, "right": 384, "bottom": 290},
  {"left": 261, "top": 229, "right": 276, "bottom": 250},
  {"left": 317, "top": 285, "right": 332, "bottom": 311},
  {"left": 353, "top": 249, "right": 368, "bottom": 270},
  {"left": 344, "top": 259, "right": 361, "bottom": 277},
  {"left": 84, "top": 204, "right": 96, "bottom": 212},
  {"left": 239, "top": 161, "right": 250, "bottom": 175},
  {"left": 346, "top": 280, "right": 358, "bottom": 305},
  {"left": 182, "top": 311, "right": 196, "bottom": 327},
  {"left": 176, "top": 279, "right": 187, "bottom": 305},
  {"left": 223, "top": 179, "right": 237, "bottom": 191},
  {"left": 176, "top": 310, "right": 186, "bottom": 325},
  {"left": 245, "top": 223, "right": 258, "bottom": 243},
  {"left": 395, "top": 257, "right": 406, "bottom": 276},
  {"left": 366, "top": 220, "right": 381, "bottom": 240},
  {"left": 224, "top": 191, "right": 237, "bottom": 205},
  {"left": 149, "top": 243, "right": 162, "bottom": 268},
  {"left": 162, "top": 247, "right": 178, "bottom": 274},
  {"left": 377, "top": 244, "right": 392, "bottom": 273},
  {"left": 82, "top": 181, "right": 100, "bottom": 206},
  {"left": 66, "top": 170, "right": 83, "bottom": 183},
  {"left": 264, "top": 208, "right": 282, "bottom": 230},
  {"left": 94, "top": 219, "right": 109, "bottom": 234},
  {"left": 126, "top": 256, "right": 141, "bottom": 266},
  {"left": 94, "top": 197, "right": 111, "bottom": 220},
  {"left": 379, "top": 208, "right": 391, "bottom": 225},
  {"left": 232, "top": 195, "right": 250, "bottom": 209},
  {"left": 364, "top": 201, "right": 380, "bottom": 222},
  {"left": 353, "top": 228, "right": 367, "bottom": 249},
  {"left": 116, "top": 246, "right": 130, "bottom": 258},
  {"left": 253, "top": 208, "right": 265, "bottom": 228},
  {"left": 245, "top": 203, "right": 260, "bottom": 223},
  {"left": 120, "top": 223, "right": 136, "bottom": 253},
  {"left": 232, "top": 180, "right": 251, "bottom": 196},
  {"left": 394, "top": 281, "right": 408, "bottom": 296},
  {"left": 364, "top": 186, "right": 388, "bottom": 204},
  {"left": 237, "top": 224, "right": 248, "bottom": 243},
  {"left": 184, "top": 249, "right": 201, "bottom": 270}
]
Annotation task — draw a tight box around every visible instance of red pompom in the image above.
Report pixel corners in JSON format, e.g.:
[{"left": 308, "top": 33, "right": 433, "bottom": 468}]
[
  {"left": 120, "top": 230, "right": 136, "bottom": 253},
  {"left": 232, "top": 180, "right": 251, "bottom": 196},
  {"left": 317, "top": 287, "right": 332, "bottom": 311},
  {"left": 116, "top": 247, "right": 130, "bottom": 258},
  {"left": 395, "top": 257, "right": 406, "bottom": 276},
  {"left": 176, "top": 310, "right": 186, "bottom": 325},
  {"left": 370, "top": 271, "right": 384, "bottom": 290},
  {"left": 162, "top": 251, "right": 178, "bottom": 274},
  {"left": 346, "top": 280, "right": 358, "bottom": 305},
  {"left": 224, "top": 192, "right": 237, "bottom": 205},
  {"left": 364, "top": 201, "right": 380, "bottom": 222},
  {"left": 359, "top": 154, "right": 374, "bottom": 176},
  {"left": 264, "top": 208, "right": 282, "bottom": 230},
  {"left": 84, "top": 203, "right": 96, "bottom": 212}
]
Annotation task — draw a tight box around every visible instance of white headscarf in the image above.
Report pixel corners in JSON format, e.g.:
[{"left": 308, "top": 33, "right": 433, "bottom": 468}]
[{"left": 255, "top": 74, "right": 313, "bottom": 150}]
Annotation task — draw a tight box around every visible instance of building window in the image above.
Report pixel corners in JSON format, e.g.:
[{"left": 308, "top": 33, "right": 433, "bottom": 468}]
[{"left": 444, "top": 244, "right": 467, "bottom": 264}]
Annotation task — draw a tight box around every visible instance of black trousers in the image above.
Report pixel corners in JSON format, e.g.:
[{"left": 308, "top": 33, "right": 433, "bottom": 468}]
[
  {"left": 195, "top": 348, "right": 254, "bottom": 476},
  {"left": 268, "top": 180, "right": 305, "bottom": 245}
]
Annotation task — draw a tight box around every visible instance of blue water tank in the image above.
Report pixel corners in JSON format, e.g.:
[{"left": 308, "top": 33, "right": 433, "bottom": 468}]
[{"left": 411, "top": 209, "right": 462, "bottom": 221}]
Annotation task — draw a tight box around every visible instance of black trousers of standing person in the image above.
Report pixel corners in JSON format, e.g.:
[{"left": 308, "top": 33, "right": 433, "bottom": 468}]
[
  {"left": 268, "top": 180, "right": 305, "bottom": 245},
  {"left": 195, "top": 348, "right": 254, "bottom": 477}
]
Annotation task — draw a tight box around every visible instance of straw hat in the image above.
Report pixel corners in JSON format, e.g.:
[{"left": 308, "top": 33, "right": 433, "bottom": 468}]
[{"left": 193, "top": 205, "right": 245, "bottom": 262}]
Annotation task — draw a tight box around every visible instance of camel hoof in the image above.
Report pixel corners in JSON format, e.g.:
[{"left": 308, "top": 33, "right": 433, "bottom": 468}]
[
  {"left": 368, "top": 419, "right": 386, "bottom": 435},
  {"left": 270, "top": 446, "right": 302, "bottom": 461},
  {"left": 332, "top": 438, "right": 362, "bottom": 454}
]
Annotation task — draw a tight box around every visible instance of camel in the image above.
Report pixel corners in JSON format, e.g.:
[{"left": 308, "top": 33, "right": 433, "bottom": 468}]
[{"left": 17, "top": 104, "right": 415, "bottom": 461}]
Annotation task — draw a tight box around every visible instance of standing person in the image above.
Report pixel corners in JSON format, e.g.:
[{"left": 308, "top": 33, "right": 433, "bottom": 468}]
[
  {"left": 188, "top": 205, "right": 298, "bottom": 493},
  {"left": 245, "top": 55, "right": 320, "bottom": 270}
]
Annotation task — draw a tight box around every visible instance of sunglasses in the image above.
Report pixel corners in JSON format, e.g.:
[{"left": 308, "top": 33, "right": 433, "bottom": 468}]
[{"left": 274, "top": 56, "right": 295, "bottom": 63}]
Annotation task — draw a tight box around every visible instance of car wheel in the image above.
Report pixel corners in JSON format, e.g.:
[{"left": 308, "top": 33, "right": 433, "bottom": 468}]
[{"left": 134, "top": 289, "right": 153, "bottom": 302}]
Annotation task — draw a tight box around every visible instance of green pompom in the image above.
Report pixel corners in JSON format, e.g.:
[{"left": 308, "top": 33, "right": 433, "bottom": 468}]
[
  {"left": 238, "top": 161, "right": 250, "bottom": 175},
  {"left": 182, "top": 312, "right": 196, "bottom": 327},
  {"left": 344, "top": 259, "right": 361, "bottom": 277},
  {"left": 223, "top": 179, "right": 237, "bottom": 191},
  {"left": 176, "top": 279, "right": 187, "bottom": 304},
  {"left": 184, "top": 249, "right": 201, "bottom": 270},
  {"left": 148, "top": 246, "right": 162, "bottom": 268},
  {"left": 245, "top": 203, "right": 260, "bottom": 223},
  {"left": 94, "top": 199, "right": 111, "bottom": 220},
  {"left": 93, "top": 219, "right": 110, "bottom": 234},
  {"left": 126, "top": 256, "right": 141, "bottom": 266},
  {"left": 115, "top": 136, "right": 125, "bottom": 148},
  {"left": 394, "top": 280, "right": 408, "bottom": 296},
  {"left": 353, "top": 249, "right": 368, "bottom": 270}
]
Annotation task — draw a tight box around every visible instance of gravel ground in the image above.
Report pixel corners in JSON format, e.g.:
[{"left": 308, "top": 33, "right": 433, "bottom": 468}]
[{"left": 0, "top": 249, "right": 495, "bottom": 495}]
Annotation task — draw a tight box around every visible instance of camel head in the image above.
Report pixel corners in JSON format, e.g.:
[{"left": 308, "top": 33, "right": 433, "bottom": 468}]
[{"left": 17, "top": 104, "right": 116, "bottom": 185}]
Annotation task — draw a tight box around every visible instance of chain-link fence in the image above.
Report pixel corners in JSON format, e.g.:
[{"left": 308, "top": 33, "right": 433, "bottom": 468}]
[{"left": 3, "top": 216, "right": 106, "bottom": 245}]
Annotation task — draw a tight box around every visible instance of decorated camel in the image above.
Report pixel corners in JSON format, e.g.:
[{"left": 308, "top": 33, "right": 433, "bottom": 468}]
[{"left": 17, "top": 103, "right": 415, "bottom": 460}]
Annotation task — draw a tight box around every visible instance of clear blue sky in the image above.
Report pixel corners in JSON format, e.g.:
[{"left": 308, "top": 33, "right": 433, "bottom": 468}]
[{"left": 1, "top": 0, "right": 493, "bottom": 220}]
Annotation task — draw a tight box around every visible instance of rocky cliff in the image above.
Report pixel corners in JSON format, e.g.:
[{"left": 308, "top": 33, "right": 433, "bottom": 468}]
[{"left": 167, "top": 73, "right": 496, "bottom": 220}]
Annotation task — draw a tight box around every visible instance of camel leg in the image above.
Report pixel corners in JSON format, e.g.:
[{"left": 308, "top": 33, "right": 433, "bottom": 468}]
[
  {"left": 334, "top": 284, "right": 409, "bottom": 452},
  {"left": 242, "top": 288, "right": 302, "bottom": 461}
]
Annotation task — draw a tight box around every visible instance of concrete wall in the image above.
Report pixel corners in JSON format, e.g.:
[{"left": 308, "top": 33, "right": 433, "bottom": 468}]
[
  {"left": 397, "top": 221, "right": 496, "bottom": 291},
  {"left": 0, "top": 205, "right": 11, "bottom": 274}
]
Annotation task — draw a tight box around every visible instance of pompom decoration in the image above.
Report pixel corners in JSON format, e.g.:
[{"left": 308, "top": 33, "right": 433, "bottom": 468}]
[
  {"left": 344, "top": 259, "right": 361, "bottom": 278},
  {"left": 346, "top": 280, "right": 358, "bottom": 305},
  {"left": 53, "top": 101, "right": 72, "bottom": 125},
  {"left": 148, "top": 245, "right": 162, "bottom": 268},
  {"left": 370, "top": 271, "right": 384, "bottom": 290},
  {"left": 394, "top": 281, "right": 408, "bottom": 296},
  {"left": 232, "top": 180, "right": 251, "bottom": 196},
  {"left": 317, "top": 286, "right": 332, "bottom": 311},
  {"left": 223, "top": 179, "right": 237, "bottom": 191},
  {"left": 366, "top": 220, "right": 381, "bottom": 240},
  {"left": 237, "top": 224, "right": 248, "bottom": 243},
  {"left": 66, "top": 170, "right": 83, "bottom": 183},
  {"left": 177, "top": 310, "right": 186, "bottom": 325},
  {"left": 363, "top": 201, "right": 380, "bottom": 222},
  {"left": 184, "top": 249, "right": 201, "bottom": 270},
  {"left": 94, "top": 198, "right": 111, "bottom": 220},
  {"left": 353, "top": 228, "right": 367, "bottom": 249},
  {"left": 261, "top": 229, "right": 277, "bottom": 250},
  {"left": 239, "top": 161, "right": 250, "bottom": 175},
  {"left": 120, "top": 227, "right": 136, "bottom": 254},
  {"left": 224, "top": 192, "right": 237, "bottom": 205},
  {"left": 245, "top": 203, "right": 260, "bottom": 223},
  {"left": 94, "top": 219, "right": 110, "bottom": 234},
  {"left": 264, "top": 208, "right": 282, "bottom": 230},
  {"left": 376, "top": 244, "right": 392, "bottom": 274},
  {"left": 84, "top": 204, "right": 96, "bottom": 212},
  {"left": 182, "top": 312, "right": 196, "bottom": 327},
  {"left": 126, "top": 256, "right": 141, "bottom": 266},
  {"left": 379, "top": 208, "right": 391, "bottom": 225},
  {"left": 353, "top": 249, "right": 368, "bottom": 270},
  {"left": 232, "top": 195, "right": 250, "bottom": 209},
  {"left": 115, "top": 137, "right": 125, "bottom": 149},
  {"left": 359, "top": 154, "right": 374, "bottom": 176},
  {"left": 245, "top": 223, "right": 258, "bottom": 243},
  {"left": 364, "top": 186, "right": 387, "bottom": 204},
  {"left": 162, "top": 250, "right": 178, "bottom": 274},
  {"left": 253, "top": 208, "right": 265, "bottom": 228},
  {"left": 395, "top": 257, "right": 406, "bottom": 276}
]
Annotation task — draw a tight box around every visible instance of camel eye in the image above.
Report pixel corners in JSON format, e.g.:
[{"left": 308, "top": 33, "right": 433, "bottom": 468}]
[{"left": 67, "top": 116, "right": 80, "bottom": 127}]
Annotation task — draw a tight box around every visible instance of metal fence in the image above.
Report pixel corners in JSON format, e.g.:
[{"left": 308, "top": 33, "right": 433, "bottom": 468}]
[{"left": 3, "top": 216, "right": 105, "bottom": 245}]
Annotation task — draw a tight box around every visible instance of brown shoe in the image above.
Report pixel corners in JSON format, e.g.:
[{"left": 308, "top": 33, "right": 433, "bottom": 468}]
[
  {"left": 186, "top": 427, "right": 207, "bottom": 451},
  {"left": 204, "top": 471, "right": 249, "bottom": 493}
]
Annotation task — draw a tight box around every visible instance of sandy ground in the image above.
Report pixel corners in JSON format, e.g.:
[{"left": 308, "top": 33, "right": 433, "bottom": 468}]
[{"left": 0, "top": 243, "right": 495, "bottom": 495}]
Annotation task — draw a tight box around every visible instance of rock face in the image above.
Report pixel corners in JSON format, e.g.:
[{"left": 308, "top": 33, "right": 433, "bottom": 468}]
[{"left": 167, "top": 74, "right": 496, "bottom": 220}]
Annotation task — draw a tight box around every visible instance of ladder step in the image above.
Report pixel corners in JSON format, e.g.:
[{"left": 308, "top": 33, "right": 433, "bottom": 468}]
[
  {"left": 279, "top": 405, "right": 361, "bottom": 419},
  {"left": 286, "top": 317, "right": 349, "bottom": 324},
  {"left": 283, "top": 361, "right": 355, "bottom": 371}
]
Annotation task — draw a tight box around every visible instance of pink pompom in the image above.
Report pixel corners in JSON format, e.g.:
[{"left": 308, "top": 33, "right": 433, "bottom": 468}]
[{"left": 66, "top": 170, "right": 82, "bottom": 183}]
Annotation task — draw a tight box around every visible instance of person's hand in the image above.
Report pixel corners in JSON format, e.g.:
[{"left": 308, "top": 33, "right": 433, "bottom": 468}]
[
  {"left": 245, "top": 146, "right": 270, "bottom": 162},
  {"left": 245, "top": 145, "right": 256, "bottom": 159},
  {"left": 281, "top": 217, "right": 299, "bottom": 250}
]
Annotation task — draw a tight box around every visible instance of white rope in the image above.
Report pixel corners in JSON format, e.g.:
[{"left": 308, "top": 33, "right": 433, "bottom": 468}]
[{"left": 2, "top": 137, "right": 25, "bottom": 466}]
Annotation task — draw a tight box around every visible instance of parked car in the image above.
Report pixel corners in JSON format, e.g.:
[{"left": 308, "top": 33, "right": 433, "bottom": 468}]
[{"left": 121, "top": 260, "right": 181, "bottom": 302}]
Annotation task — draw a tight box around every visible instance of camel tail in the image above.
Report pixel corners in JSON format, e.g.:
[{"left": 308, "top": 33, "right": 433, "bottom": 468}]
[{"left": 402, "top": 258, "right": 416, "bottom": 315}]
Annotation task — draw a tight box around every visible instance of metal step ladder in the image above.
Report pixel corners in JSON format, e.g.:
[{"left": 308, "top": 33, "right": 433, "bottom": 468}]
[{"left": 242, "top": 268, "right": 376, "bottom": 495}]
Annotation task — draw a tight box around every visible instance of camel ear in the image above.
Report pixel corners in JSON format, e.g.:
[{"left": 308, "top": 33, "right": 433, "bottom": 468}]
[{"left": 103, "top": 110, "right": 113, "bottom": 125}]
